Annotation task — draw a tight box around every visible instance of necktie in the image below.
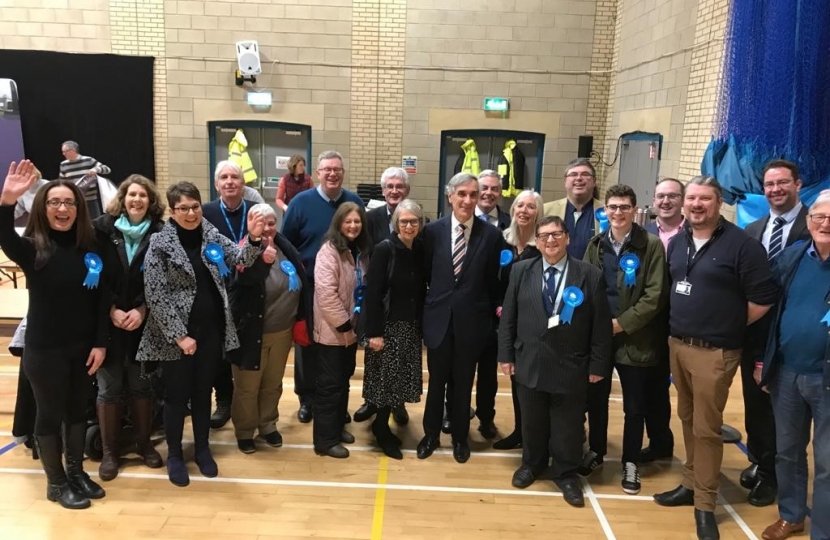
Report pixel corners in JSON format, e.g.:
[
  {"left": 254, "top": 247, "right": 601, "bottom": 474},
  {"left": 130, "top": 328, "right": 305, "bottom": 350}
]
[
  {"left": 478, "top": 213, "right": 489, "bottom": 223},
  {"left": 543, "top": 267, "right": 557, "bottom": 316},
  {"left": 453, "top": 224, "right": 467, "bottom": 280},
  {"left": 768, "top": 216, "right": 787, "bottom": 259}
]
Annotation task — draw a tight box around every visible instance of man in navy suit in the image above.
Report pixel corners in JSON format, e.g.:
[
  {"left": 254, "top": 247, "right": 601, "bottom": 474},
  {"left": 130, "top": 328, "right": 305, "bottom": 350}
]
[{"left": 417, "top": 172, "right": 503, "bottom": 463}]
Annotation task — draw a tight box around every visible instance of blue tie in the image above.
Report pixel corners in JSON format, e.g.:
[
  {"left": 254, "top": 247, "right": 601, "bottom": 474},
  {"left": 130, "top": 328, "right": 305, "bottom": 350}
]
[
  {"left": 479, "top": 213, "right": 489, "bottom": 223},
  {"left": 543, "top": 267, "right": 557, "bottom": 316}
]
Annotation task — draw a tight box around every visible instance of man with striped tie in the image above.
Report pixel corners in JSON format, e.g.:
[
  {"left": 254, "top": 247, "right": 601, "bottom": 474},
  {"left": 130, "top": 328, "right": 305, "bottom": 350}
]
[
  {"left": 739, "top": 160, "right": 810, "bottom": 506},
  {"left": 418, "top": 172, "right": 503, "bottom": 463}
]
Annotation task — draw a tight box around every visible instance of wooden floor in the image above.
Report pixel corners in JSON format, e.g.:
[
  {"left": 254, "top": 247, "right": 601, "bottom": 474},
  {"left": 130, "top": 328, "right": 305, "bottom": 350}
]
[{"left": 0, "top": 324, "right": 808, "bottom": 540}]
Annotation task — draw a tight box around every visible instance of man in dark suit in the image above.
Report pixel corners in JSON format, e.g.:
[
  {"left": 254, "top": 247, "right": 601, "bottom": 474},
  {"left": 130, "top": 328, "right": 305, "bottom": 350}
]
[
  {"left": 739, "top": 159, "right": 810, "bottom": 506},
  {"left": 498, "top": 215, "right": 613, "bottom": 507},
  {"left": 474, "top": 170, "right": 511, "bottom": 229},
  {"left": 201, "top": 160, "right": 262, "bottom": 429},
  {"left": 417, "top": 172, "right": 503, "bottom": 464},
  {"left": 355, "top": 167, "right": 411, "bottom": 426}
]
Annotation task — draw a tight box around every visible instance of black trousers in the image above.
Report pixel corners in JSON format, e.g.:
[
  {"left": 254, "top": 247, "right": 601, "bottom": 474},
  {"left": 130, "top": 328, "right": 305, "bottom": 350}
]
[
  {"left": 12, "top": 359, "right": 37, "bottom": 439},
  {"left": 446, "top": 330, "right": 498, "bottom": 424},
  {"left": 616, "top": 363, "right": 667, "bottom": 463},
  {"left": 424, "top": 324, "right": 478, "bottom": 442},
  {"left": 740, "top": 350, "right": 777, "bottom": 479},
  {"left": 212, "top": 358, "right": 234, "bottom": 406},
  {"left": 313, "top": 343, "right": 356, "bottom": 451},
  {"left": 23, "top": 345, "right": 95, "bottom": 436},
  {"left": 160, "top": 330, "right": 221, "bottom": 458},
  {"left": 585, "top": 363, "right": 613, "bottom": 457},
  {"left": 517, "top": 382, "right": 583, "bottom": 480},
  {"left": 293, "top": 343, "right": 318, "bottom": 404},
  {"left": 644, "top": 355, "right": 675, "bottom": 452}
]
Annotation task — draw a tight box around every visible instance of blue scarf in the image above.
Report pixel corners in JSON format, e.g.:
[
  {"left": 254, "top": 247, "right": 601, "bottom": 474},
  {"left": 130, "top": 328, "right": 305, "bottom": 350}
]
[{"left": 114, "top": 214, "right": 151, "bottom": 264}]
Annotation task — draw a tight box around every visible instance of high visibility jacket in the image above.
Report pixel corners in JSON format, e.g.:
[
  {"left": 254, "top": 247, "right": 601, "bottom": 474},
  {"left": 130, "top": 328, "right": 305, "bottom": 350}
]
[
  {"left": 229, "top": 129, "right": 258, "bottom": 184},
  {"left": 498, "top": 139, "right": 525, "bottom": 197},
  {"left": 459, "top": 139, "right": 481, "bottom": 176}
]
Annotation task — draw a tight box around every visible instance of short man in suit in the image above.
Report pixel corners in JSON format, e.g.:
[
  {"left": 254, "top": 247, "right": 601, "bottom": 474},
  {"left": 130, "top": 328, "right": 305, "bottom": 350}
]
[
  {"left": 739, "top": 159, "right": 810, "bottom": 506},
  {"left": 417, "top": 172, "right": 503, "bottom": 464},
  {"left": 202, "top": 160, "right": 262, "bottom": 429},
  {"left": 499, "top": 215, "right": 613, "bottom": 507},
  {"left": 543, "top": 158, "right": 600, "bottom": 259},
  {"left": 354, "top": 166, "right": 411, "bottom": 426}
]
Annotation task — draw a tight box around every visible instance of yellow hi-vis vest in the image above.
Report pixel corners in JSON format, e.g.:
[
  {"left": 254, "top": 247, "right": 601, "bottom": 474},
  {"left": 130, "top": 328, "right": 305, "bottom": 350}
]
[
  {"left": 499, "top": 139, "right": 521, "bottom": 197},
  {"left": 460, "top": 139, "right": 481, "bottom": 176},
  {"left": 229, "top": 129, "right": 258, "bottom": 184}
]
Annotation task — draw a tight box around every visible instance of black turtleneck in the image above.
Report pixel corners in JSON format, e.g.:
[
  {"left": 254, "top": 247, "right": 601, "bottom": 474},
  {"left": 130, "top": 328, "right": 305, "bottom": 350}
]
[
  {"left": 172, "top": 220, "right": 224, "bottom": 337},
  {"left": 0, "top": 205, "right": 107, "bottom": 350}
]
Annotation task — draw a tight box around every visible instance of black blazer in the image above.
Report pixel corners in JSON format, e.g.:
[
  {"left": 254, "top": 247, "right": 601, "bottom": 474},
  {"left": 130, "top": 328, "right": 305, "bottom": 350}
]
[
  {"left": 366, "top": 205, "right": 393, "bottom": 247},
  {"left": 422, "top": 216, "right": 503, "bottom": 351},
  {"left": 498, "top": 256, "right": 613, "bottom": 396},
  {"left": 745, "top": 205, "right": 810, "bottom": 249}
]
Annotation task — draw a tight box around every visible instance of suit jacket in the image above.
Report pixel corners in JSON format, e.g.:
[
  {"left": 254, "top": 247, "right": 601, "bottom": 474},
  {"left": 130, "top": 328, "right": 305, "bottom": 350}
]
[
  {"left": 422, "top": 215, "right": 503, "bottom": 352},
  {"left": 498, "top": 256, "right": 613, "bottom": 396},
  {"left": 543, "top": 197, "right": 600, "bottom": 231},
  {"left": 745, "top": 205, "right": 810, "bottom": 249},
  {"left": 366, "top": 205, "right": 393, "bottom": 247}
]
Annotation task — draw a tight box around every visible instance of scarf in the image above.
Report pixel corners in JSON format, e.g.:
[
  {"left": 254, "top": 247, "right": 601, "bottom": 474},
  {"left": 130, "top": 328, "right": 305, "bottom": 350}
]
[{"left": 114, "top": 214, "right": 151, "bottom": 264}]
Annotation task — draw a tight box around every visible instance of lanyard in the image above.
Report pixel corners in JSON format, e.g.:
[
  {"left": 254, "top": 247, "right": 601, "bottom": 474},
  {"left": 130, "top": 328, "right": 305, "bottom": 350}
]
[
  {"left": 544, "top": 259, "right": 568, "bottom": 312},
  {"left": 219, "top": 200, "right": 247, "bottom": 244},
  {"left": 355, "top": 253, "right": 363, "bottom": 287}
]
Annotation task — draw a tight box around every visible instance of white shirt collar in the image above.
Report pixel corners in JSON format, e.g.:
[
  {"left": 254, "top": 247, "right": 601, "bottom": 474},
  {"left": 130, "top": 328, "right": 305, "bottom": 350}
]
[
  {"left": 542, "top": 254, "right": 568, "bottom": 274},
  {"left": 475, "top": 206, "right": 498, "bottom": 220},
  {"left": 771, "top": 202, "right": 803, "bottom": 223},
  {"left": 451, "top": 213, "right": 475, "bottom": 232}
]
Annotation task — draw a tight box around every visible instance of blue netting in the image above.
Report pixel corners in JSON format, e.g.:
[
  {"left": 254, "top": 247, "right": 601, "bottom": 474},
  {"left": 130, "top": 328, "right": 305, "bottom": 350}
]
[{"left": 703, "top": 0, "right": 830, "bottom": 204}]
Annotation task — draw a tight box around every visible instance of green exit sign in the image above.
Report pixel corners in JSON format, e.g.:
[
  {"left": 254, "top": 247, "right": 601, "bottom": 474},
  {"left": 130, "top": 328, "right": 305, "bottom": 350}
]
[{"left": 483, "top": 97, "right": 509, "bottom": 112}]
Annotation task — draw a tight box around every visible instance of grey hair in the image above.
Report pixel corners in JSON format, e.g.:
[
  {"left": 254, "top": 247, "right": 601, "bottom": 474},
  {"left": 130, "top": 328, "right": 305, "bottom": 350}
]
[
  {"left": 214, "top": 160, "right": 242, "bottom": 182},
  {"left": 391, "top": 199, "right": 424, "bottom": 233},
  {"left": 380, "top": 167, "right": 409, "bottom": 188},
  {"left": 809, "top": 190, "right": 830, "bottom": 212},
  {"left": 248, "top": 202, "right": 277, "bottom": 220},
  {"left": 318, "top": 150, "right": 343, "bottom": 165},
  {"left": 687, "top": 175, "right": 722, "bottom": 198},
  {"left": 504, "top": 190, "right": 544, "bottom": 247},
  {"left": 478, "top": 169, "right": 500, "bottom": 181},
  {"left": 445, "top": 172, "right": 478, "bottom": 196},
  {"left": 62, "top": 140, "right": 79, "bottom": 152}
]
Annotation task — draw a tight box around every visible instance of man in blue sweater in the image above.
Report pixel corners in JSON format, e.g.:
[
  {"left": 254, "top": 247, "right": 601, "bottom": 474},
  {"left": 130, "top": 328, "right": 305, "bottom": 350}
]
[
  {"left": 758, "top": 191, "right": 830, "bottom": 540},
  {"left": 281, "top": 150, "right": 364, "bottom": 422}
]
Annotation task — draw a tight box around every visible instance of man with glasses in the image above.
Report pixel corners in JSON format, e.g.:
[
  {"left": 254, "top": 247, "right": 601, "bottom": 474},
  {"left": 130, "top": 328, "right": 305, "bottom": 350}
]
[
  {"left": 499, "top": 215, "right": 612, "bottom": 507},
  {"left": 654, "top": 176, "right": 778, "bottom": 540},
  {"left": 738, "top": 160, "right": 811, "bottom": 507},
  {"left": 757, "top": 192, "right": 830, "bottom": 540},
  {"left": 647, "top": 177, "right": 686, "bottom": 251},
  {"left": 543, "top": 158, "right": 600, "bottom": 259},
  {"left": 281, "top": 151, "right": 364, "bottom": 423}
]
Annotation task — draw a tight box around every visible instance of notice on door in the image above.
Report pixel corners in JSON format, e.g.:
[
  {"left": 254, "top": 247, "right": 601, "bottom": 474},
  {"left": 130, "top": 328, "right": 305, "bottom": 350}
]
[
  {"left": 402, "top": 156, "right": 417, "bottom": 175},
  {"left": 275, "top": 156, "right": 290, "bottom": 170}
]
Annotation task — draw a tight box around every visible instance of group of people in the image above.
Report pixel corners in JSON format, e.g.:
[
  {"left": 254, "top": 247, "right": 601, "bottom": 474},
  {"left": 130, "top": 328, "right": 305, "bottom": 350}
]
[{"left": 0, "top": 150, "right": 826, "bottom": 540}]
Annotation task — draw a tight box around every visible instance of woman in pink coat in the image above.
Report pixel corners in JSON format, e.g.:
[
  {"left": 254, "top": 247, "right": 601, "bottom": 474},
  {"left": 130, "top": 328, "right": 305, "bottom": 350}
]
[{"left": 312, "top": 202, "right": 370, "bottom": 458}]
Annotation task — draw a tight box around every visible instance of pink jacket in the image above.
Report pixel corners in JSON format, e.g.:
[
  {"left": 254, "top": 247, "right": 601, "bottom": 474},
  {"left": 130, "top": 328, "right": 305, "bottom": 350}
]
[{"left": 313, "top": 241, "right": 370, "bottom": 347}]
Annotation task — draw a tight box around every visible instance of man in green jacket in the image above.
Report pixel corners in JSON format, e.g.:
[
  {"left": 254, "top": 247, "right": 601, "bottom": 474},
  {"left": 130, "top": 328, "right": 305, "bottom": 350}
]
[{"left": 583, "top": 184, "right": 669, "bottom": 495}]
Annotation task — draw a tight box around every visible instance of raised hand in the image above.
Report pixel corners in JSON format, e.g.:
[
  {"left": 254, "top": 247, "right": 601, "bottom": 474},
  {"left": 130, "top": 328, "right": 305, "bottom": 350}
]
[
  {"left": 1, "top": 160, "right": 39, "bottom": 205},
  {"left": 247, "top": 211, "right": 266, "bottom": 239}
]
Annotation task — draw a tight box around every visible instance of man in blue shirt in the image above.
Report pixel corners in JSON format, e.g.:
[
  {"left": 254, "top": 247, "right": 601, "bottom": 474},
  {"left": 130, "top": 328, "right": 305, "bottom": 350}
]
[{"left": 542, "top": 158, "right": 600, "bottom": 259}]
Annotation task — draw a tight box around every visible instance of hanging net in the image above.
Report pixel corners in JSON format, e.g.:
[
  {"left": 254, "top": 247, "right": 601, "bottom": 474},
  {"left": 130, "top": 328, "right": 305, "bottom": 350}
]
[{"left": 702, "top": 0, "right": 830, "bottom": 205}]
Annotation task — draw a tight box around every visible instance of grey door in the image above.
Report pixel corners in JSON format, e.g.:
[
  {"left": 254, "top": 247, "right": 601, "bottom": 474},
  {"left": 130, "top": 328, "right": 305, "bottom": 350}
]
[{"left": 617, "top": 133, "right": 662, "bottom": 207}]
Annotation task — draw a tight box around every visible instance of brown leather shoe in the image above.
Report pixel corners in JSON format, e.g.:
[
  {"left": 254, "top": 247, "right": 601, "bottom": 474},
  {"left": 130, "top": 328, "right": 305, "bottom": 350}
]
[
  {"left": 97, "top": 402, "right": 122, "bottom": 481},
  {"left": 761, "top": 519, "right": 805, "bottom": 540}
]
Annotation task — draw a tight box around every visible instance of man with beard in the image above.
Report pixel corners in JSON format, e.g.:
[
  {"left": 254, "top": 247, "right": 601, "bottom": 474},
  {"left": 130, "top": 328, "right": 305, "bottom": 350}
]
[
  {"left": 654, "top": 176, "right": 778, "bottom": 540},
  {"left": 543, "top": 158, "right": 600, "bottom": 259}
]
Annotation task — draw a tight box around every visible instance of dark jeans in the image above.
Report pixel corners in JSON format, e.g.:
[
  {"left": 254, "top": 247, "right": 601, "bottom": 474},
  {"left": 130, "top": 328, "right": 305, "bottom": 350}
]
[
  {"left": 96, "top": 360, "right": 152, "bottom": 404},
  {"left": 741, "top": 350, "right": 777, "bottom": 479},
  {"left": 586, "top": 362, "right": 613, "bottom": 457},
  {"left": 769, "top": 367, "right": 829, "bottom": 538},
  {"left": 644, "top": 356, "right": 674, "bottom": 452},
  {"left": 23, "top": 345, "right": 94, "bottom": 436},
  {"left": 616, "top": 363, "right": 665, "bottom": 463},
  {"left": 160, "top": 331, "right": 221, "bottom": 458},
  {"left": 294, "top": 343, "right": 318, "bottom": 405},
  {"left": 313, "top": 344, "right": 356, "bottom": 452}
]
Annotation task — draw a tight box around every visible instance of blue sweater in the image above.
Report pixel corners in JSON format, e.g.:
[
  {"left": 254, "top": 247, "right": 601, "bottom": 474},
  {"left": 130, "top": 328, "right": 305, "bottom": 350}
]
[
  {"left": 779, "top": 250, "right": 830, "bottom": 374},
  {"left": 280, "top": 187, "right": 364, "bottom": 279}
]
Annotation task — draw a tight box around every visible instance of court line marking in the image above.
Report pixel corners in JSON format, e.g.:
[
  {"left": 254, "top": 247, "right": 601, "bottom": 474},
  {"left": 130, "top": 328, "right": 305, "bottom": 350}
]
[
  {"left": 370, "top": 456, "right": 389, "bottom": 540},
  {"left": 720, "top": 497, "right": 761, "bottom": 540},
  {"left": 583, "top": 478, "right": 617, "bottom": 540}
]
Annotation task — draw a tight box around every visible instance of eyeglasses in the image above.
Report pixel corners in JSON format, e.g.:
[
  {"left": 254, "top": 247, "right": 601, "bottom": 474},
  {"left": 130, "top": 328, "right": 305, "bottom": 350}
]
[
  {"left": 565, "top": 172, "right": 594, "bottom": 179},
  {"left": 654, "top": 193, "right": 681, "bottom": 201},
  {"left": 536, "top": 231, "right": 567, "bottom": 241},
  {"left": 398, "top": 219, "right": 420, "bottom": 228},
  {"left": 318, "top": 167, "right": 344, "bottom": 175},
  {"left": 763, "top": 179, "right": 794, "bottom": 189},
  {"left": 809, "top": 214, "right": 830, "bottom": 224},
  {"left": 174, "top": 204, "right": 202, "bottom": 214},
  {"left": 46, "top": 199, "right": 77, "bottom": 209},
  {"left": 605, "top": 204, "right": 633, "bottom": 213}
]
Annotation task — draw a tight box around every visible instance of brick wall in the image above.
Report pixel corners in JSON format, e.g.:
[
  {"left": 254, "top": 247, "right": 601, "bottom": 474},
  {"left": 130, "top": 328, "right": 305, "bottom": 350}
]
[{"left": 0, "top": 0, "right": 111, "bottom": 53}]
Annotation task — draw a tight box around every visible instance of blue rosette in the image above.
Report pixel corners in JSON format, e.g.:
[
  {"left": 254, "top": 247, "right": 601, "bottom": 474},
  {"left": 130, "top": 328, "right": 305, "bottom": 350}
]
[
  {"left": 595, "top": 207, "right": 609, "bottom": 233},
  {"left": 280, "top": 260, "right": 301, "bottom": 291},
  {"left": 353, "top": 285, "right": 367, "bottom": 314},
  {"left": 204, "top": 242, "right": 230, "bottom": 277},
  {"left": 499, "top": 249, "right": 514, "bottom": 267},
  {"left": 560, "top": 286, "right": 584, "bottom": 325},
  {"left": 822, "top": 309, "right": 830, "bottom": 327},
  {"left": 83, "top": 253, "right": 103, "bottom": 289},
  {"left": 619, "top": 253, "right": 640, "bottom": 288}
]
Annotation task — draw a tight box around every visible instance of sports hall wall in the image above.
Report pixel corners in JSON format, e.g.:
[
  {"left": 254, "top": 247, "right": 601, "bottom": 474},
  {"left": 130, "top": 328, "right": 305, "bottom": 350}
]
[{"left": 0, "top": 0, "right": 727, "bottom": 214}]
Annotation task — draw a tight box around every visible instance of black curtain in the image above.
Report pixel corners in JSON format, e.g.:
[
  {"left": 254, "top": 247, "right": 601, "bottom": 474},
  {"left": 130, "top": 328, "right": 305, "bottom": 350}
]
[{"left": 0, "top": 49, "right": 155, "bottom": 184}]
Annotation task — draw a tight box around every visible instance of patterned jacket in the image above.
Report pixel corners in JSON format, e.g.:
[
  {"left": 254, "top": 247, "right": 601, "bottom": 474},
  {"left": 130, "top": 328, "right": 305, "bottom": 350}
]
[{"left": 136, "top": 219, "right": 261, "bottom": 364}]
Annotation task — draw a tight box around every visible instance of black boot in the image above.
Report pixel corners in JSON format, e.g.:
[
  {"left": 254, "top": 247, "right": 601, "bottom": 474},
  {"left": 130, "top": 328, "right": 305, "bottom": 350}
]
[
  {"left": 372, "top": 408, "right": 402, "bottom": 460},
  {"left": 37, "top": 434, "right": 90, "bottom": 509},
  {"left": 64, "top": 423, "right": 106, "bottom": 500}
]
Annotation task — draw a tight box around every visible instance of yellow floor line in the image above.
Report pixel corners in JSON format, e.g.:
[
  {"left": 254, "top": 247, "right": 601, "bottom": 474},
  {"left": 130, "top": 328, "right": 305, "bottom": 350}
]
[{"left": 370, "top": 456, "right": 389, "bottom": 540}]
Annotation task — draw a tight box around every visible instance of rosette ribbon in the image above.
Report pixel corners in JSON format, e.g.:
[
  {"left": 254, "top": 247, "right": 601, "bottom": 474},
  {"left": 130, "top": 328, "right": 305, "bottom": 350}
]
[
  {"left": 821, "top": 309, "right": 830, "bottom": 327},
  {"left": 560, "top": 286, "right": 584, "bottom": 325},
  {"left": 619, "top": 253, "right": 640, "bottom": 288},
  {"left": 204, "top": 243, "right": 230, "bottom": 277},
  {"left": 83, "top": 253, "right": 103, "bottom": 289},
  {"left": 595, "top": 207, "right": 609, "bottom": 233},
  {"left": 353, "top": 285, "right": 367, "bottom": 314},
  {"left": 499, "top": 249, "right": 514, "bottom": 267},
  {"left": 280, "top": 260, "right": 301, "bottom": 292}
]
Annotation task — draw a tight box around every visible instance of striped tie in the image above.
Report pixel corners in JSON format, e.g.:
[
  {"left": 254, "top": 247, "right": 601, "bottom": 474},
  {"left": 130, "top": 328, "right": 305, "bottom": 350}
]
[
  {"left": 453, "top": 224, "right": 467, "bottom": 279},
  {"left": 768, "top": 216, "right": 787, "bottom": 260}
]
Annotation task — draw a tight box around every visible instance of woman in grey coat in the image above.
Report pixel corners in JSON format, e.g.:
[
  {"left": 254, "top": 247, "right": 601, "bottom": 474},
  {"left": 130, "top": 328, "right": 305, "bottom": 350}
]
[{"left": 137, "top": 182, "right": 265, "bottom": 487}]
